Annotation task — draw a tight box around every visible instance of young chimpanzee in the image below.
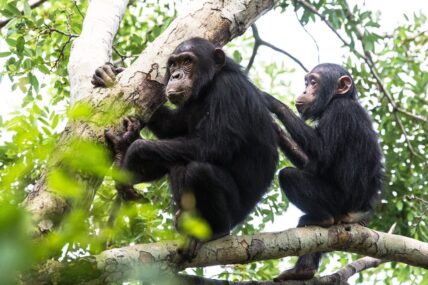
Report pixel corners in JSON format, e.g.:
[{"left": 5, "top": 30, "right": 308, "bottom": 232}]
[
  {"left": 92, "top": 38, "right": 278, "bottom": 259},
  {"left": 263, "top": 63, "right": 383, "bottom": 281}
]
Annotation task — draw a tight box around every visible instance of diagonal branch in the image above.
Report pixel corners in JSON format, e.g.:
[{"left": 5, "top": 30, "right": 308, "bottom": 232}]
[
  {"left": 68, "top": 0, "right": 129, "bottom": 103},
  {"left": 246, "top": 24, "right": 308, "bottom": 73}
]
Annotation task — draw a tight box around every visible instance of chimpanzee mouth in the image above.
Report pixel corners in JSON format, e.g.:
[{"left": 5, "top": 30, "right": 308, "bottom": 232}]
[
  {"left": 167, "top": 90, "right": 186, "bottom": 104},
  {"left": 167, "top": 90, "right": 185, "bottom": 96}
]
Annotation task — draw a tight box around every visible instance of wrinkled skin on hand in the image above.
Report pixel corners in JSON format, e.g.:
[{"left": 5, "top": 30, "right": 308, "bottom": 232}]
[
  {"left": 104, "top": 117, "right": 143, "bottom": 166},
  {"left": 92, "top": 63, "right": 125, "bottom": 88}
]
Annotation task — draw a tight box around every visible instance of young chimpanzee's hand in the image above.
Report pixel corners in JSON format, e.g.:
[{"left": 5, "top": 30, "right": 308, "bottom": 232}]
[
  {"left": 104, "top": 117, "right": 143, "bottom": 166},
  {"left": 91, "top": 63, "right": 125, "bottom": 88}
]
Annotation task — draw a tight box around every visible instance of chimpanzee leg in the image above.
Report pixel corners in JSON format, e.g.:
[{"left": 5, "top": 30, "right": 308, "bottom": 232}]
[
  {"left": 123, "top": 139, "right": 170, "bottom": 183},
  {"left": 275, "top": 167, "right": 338, "bottom": 281},
  {"left": 112, "top": 139, "right": 170, "bottom": 201},
  {"left": 176, "top": 162, "right": 241, "bottom": 260},
  {"left": 279, "top": 167, "right": 337, "bottom": 226}
]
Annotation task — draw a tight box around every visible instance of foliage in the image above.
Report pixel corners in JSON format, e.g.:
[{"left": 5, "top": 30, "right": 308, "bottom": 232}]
[{"left": 0, "top": 0, "right": 427, "bottom": 284}]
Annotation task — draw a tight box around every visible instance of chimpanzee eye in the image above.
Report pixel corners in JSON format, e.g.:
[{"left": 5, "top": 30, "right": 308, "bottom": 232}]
[
  {"left": 310, "top": 79, "right": 317, "bottom": 85},
  {"left": 184, "top": 58, "right": 191, "bottom": 65}
]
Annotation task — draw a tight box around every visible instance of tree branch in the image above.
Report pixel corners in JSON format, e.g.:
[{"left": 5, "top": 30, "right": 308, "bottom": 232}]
[
  {"left": 68, "top": 0, "right": 129, "bottom": 103},
  {"left": 27, "top": 224, "right": 428, "bottom": 284},
  {"left": 0, "top": 0, "right": 48, "bottom": 29},
  {"left": 246, "top": 24, "right": 308, "bottom": 73}
]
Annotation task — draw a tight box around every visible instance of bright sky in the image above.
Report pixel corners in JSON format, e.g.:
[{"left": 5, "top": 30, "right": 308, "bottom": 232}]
[{"left": 0, "top": 1, "right": 427, "bottom": 282}]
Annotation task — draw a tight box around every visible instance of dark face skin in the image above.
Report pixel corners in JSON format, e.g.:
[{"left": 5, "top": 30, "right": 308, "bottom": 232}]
[
  {"left": 296, "top": 69, "right": 353, "bottom": 116},
  {"left": 165, "top": 52, "right": 199, "bottom": 105}
]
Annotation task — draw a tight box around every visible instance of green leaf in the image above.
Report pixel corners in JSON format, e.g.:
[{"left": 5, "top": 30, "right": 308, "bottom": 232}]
[
  {"left": 5, "top": 3, "right": 21, "bottom": 17},
  {"left": 23, "top": 1, "right": 31, "bottom": 16},
  {"left": 16, "top": 36, "right": 25, "bottom": 54}
]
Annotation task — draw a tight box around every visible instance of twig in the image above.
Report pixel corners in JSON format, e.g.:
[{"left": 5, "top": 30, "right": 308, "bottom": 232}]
[
  {"left": 52, "top": 36, "right": 73, "bottom": 70},
  {"left": 295, "top": 10, "right": 320, "bottom": 63},
  {"left": 246, "top": 24, "right": 308, "bottom": 73},
  {"left": 294, "top": 0, "right": 351, "bottom": 49},
  {"left": 245, "top": 25, "right": 261, "bottom": 74},
  {"left": 0, "top": 0, "right": 48, "bottom": 29},
  {"left": 112, "top": 46, "right": 132, "bottom": 66},
  {"left": 396, "top": 107, "right": 428, "bottom": 124},
  {"left": 73, "top": 0, "right": 84, "bottom": 18},
  {"left": 43, "top": 25, "right": 78, "bottom": 38}
]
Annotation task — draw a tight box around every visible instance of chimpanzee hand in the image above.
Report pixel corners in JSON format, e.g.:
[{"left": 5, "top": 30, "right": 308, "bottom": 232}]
[
  {"left": 105, "top": 117, "right": 148, "bottom": 202},
  {"left": 92, "top": 63, "right": 125, "bottom": 87},
  {"left": 104, "top": 117, "right": 143, "bottom": 166}
]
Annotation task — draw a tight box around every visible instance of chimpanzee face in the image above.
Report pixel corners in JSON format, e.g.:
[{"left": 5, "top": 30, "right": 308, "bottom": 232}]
[
  {"left": 296, "top": 66, "right": 354, "bottom": 119},
  {"left": 165, "top": 38, "right": 226, "bottom": 106},
  {"left": 296, "top": 72, "right": 320, "bottom": 116},
  {"left": 165, "top": 52, "right": 199, "bottom": 105}
]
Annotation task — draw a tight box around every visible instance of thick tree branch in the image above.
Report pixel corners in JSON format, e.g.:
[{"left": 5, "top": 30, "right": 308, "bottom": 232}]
[
  {"left": 24, "top": 0, "right": 279, "bottom": 236},
  {"left": 28, "top": 224, "right": 428, "bottom": 284},
  {"left": 68, "top": 0, "right": 129, "bottom": 103}
]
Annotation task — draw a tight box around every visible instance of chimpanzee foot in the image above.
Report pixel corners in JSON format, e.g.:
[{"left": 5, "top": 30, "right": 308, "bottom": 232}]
[
  {"left": 274, "top": 266, "right": 316, "bottom": 281},
  {"left": 177, "top": 237, "right": 203, "bottom": 262},
  {"left": 116, "top": 185, "right": 148, "bottom": 203}
]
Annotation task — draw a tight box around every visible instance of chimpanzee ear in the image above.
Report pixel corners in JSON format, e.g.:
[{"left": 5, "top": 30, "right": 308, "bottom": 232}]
[
  {"left": 337, "top": 75, "right": 353, "bottom": 95},
  {"left": 213, "top": 48, "right": 226, "bottom": 68}
]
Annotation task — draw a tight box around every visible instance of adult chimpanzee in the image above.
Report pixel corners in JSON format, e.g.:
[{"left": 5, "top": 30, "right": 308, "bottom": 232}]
[
  {"left": 263, "top": 63, "right": 383, "bottom": 281},
  {"left": 93, "top": 38, "right": 278, "bottom": 259}
]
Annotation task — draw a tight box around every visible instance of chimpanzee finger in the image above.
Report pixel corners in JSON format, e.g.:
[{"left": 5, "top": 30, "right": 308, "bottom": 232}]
[
  {"left": 104, "top": 128, "right": 120, "bottom": 148},
  {"left": 122, "top": 117, "right": 131, "bottom": 130},
  {"left": 128, "top": 117, "right": 141, "bottom": 131},
  {"left": 102, "top": 65, "right": 117, "bottom": 81},
  {"left": 92, "top": 75, "right": 106, "bottom": 87},
  {"left": 114, "top": 67, "right": 125, "bottom": 74},
  {"left": 95, "top": 68, "right": 114, "bottom": 87}
]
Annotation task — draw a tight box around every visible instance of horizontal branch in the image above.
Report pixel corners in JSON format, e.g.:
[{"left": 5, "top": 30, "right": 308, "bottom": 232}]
[
  {"left": 177, "top": 252, "right": 385, "bottom": 285},
  {"left": 29, "top": 224, "right": 428, "bottom": 284}
]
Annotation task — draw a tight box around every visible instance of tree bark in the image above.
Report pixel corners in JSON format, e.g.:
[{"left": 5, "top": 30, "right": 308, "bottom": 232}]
[
  {"left": 24, "top": 0, "right": 279, "bottom": 236},
  {"left": 68, "top": 0, "right": 129, "bottom": 103},
  {"left": 27, "top": 224, "right": 428, "bottom": 284}
]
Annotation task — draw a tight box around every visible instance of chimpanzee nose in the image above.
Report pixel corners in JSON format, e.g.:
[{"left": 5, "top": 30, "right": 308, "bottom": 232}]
[{"left": 171, "top": 70, "right": 184, "bottom": 80}]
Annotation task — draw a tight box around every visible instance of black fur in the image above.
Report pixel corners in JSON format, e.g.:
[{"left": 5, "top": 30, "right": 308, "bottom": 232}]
[
  {"left": 123, "top": 38, "right": 278, "bottom": 238},
  {"left": 272, "top": 63, "right": 383, "bottom": 280}
]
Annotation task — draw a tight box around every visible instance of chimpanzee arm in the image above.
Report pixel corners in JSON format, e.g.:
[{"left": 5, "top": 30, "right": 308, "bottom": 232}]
[
  {"left": 262, "top": 92, "right": 321, "bottom": 159},
  {"left": 146, "top": 105, "right": 187, "bottom": 139},
  {"left": 125, "top": 137, "right": 199, "bottom": 165},
  {"left": 273, "top": 122, "right": 309, "bottom": 168}
]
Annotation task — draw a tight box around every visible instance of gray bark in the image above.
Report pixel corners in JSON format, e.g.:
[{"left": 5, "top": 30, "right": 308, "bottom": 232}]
[{"left": 28, "top": 224, "right": 428, "bottom": 284}]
